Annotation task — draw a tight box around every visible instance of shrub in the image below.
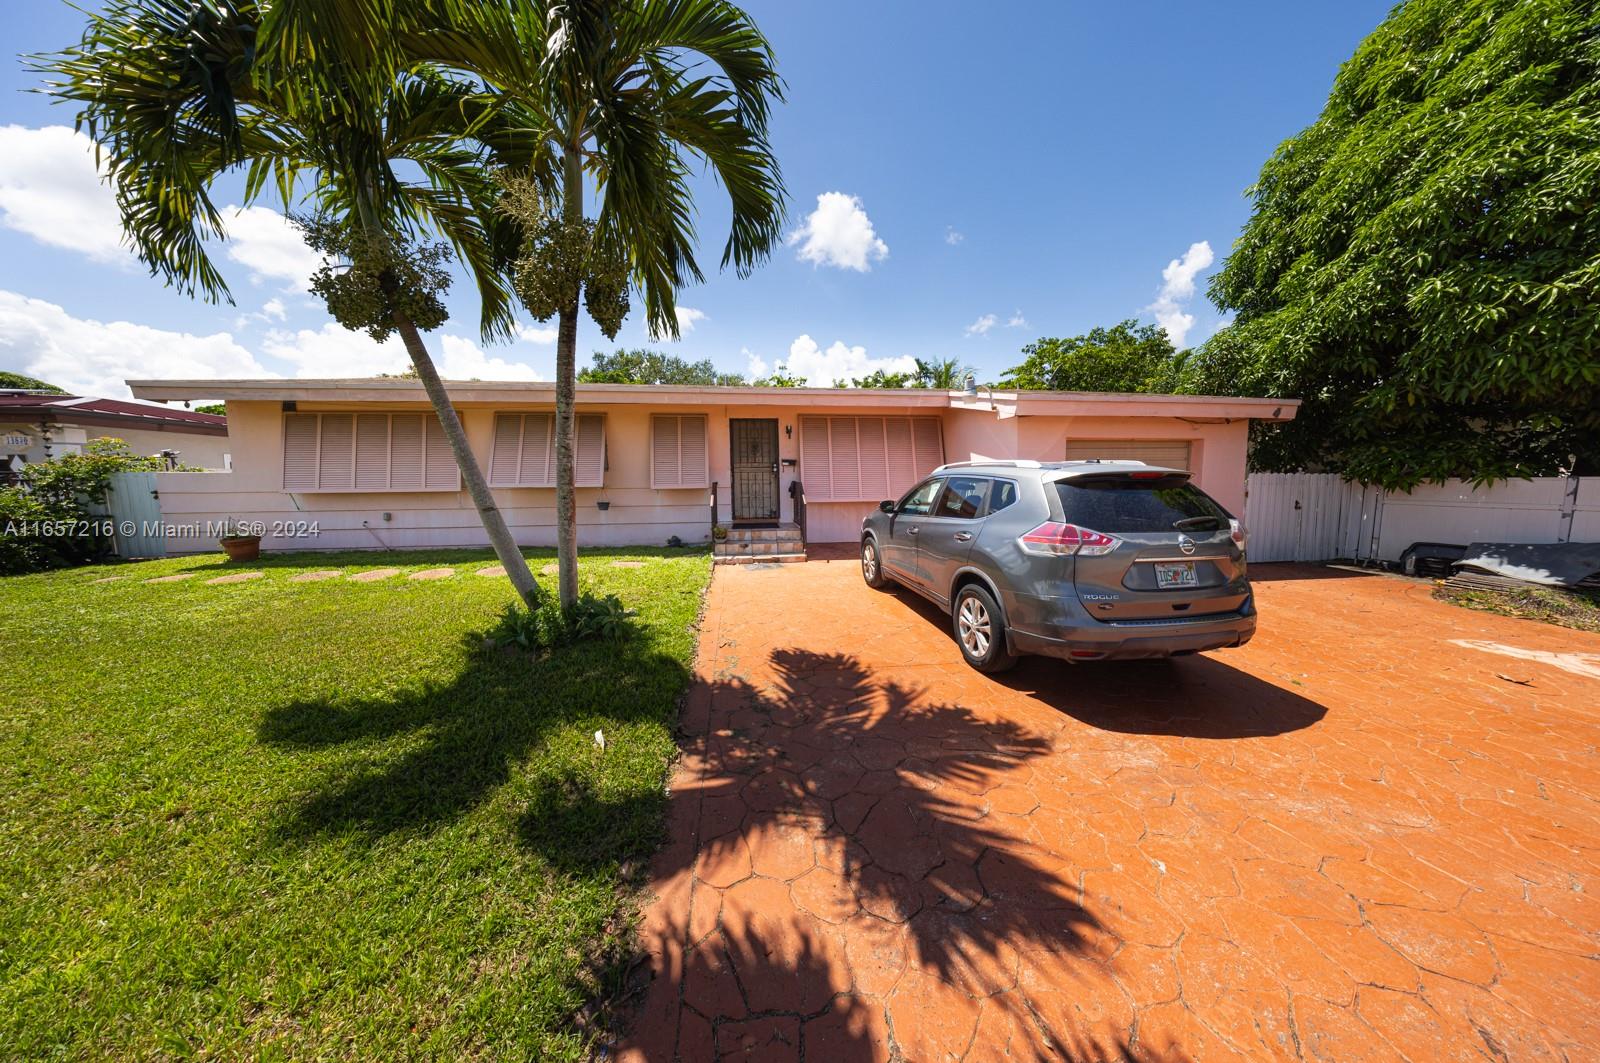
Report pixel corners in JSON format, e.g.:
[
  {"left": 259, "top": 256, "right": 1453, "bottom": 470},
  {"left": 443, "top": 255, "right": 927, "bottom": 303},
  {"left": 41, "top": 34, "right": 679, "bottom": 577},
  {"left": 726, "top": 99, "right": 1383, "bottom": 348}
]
[{"left": 487, "top": 593, "right": 637, "bottom": 652}]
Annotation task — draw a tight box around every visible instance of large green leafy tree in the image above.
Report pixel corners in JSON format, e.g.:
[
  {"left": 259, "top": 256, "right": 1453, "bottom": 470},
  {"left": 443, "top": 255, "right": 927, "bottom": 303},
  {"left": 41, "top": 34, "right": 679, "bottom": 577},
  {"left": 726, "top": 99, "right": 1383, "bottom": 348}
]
[
  {"left": 433, "top": 0, "right": 786, "bottom": 606},
  {"left": 0, "top": 372, "right": 65, "bottom": 393},
  {"left": 37, "top": 0, "right": 547, "bottom": 608},
  {"left": 1004, "top": 320, "right": 1183, "bottom": 393},
  {"left": 1203, "top": 0, "right": 1600, "bottom": 489},
  {"left": 579, "top": 348, "right": 745, "bottom": 385}
]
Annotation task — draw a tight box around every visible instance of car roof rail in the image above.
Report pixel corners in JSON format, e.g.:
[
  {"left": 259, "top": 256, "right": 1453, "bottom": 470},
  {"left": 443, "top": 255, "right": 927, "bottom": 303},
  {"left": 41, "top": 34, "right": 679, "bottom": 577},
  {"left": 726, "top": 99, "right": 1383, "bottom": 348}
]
[{"left": 933, "top": 459, "right": 1044, "bottom": 472}]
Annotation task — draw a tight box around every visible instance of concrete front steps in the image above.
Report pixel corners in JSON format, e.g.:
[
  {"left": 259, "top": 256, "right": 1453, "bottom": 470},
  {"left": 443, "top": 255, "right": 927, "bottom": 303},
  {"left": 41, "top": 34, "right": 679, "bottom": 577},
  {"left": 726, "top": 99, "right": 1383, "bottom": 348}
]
[{"left": 713, "top": 524, "right": 807, "bottom": 565}]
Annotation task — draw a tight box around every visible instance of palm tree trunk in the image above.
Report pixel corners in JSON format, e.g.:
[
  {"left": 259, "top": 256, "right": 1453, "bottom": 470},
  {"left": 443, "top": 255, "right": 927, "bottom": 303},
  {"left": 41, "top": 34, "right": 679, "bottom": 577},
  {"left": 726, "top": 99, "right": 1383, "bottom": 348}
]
[
  {"left": 553, "top": 148, "right": 583, "bottom": 609},
  {"left": 393, "top": 309, "right": 544, "bottom": 609}
]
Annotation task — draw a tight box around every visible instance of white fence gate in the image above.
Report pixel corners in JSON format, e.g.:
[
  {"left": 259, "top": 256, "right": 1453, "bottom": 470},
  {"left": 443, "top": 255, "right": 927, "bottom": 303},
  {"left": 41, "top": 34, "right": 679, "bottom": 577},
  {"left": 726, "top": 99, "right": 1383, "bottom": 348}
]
[{"left": 1243, "top": 473, "right": 1595, "bottom": 564}]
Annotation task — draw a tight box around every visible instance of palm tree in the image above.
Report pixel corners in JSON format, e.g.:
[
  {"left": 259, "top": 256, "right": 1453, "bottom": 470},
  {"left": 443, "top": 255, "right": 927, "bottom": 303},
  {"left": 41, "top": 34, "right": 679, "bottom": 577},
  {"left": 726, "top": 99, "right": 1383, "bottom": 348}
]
[
  {"left": 916, "top": 357, "right": 974, "bottom": 390},
  {"left": 419, "top": 0, "right": 787, "bottom": 607},
  {"left": 35, "top": 0, "right": 548, "bottom": 609}
]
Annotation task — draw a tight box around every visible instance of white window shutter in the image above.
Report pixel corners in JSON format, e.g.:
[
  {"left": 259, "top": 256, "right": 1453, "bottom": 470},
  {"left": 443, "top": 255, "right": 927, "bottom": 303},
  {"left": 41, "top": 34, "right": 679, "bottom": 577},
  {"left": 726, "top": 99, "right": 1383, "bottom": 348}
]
[
  {"left": 489, "top": 414, "right": 523, "bottom": 485},
  {"left": 856, "top": 417, "right": 888, "bottom": 501},
  {"left": 652, "top": 414, "right": 681, "bottom": 487},
  {"left": 575, "top": 414, "right": 606, "bottom": 487},
  {"left": 679, "top": 414, "right": 708, "bottom": 488},
  {"left": 520, "top": 413, "right": 554, "bottom": 486},
  {"left": 283, "top": 414, "right": 319, "bottom": 489},
  {"left": 355, "top": 414, "right": 391, "bottom": 489},
  {"left": 829, "top": 417, "right": 861, "bottom": 500},
  {"left": 424, "top": 416, "right": 458, "bottom": 489},
  {"left": 799, "top": 415, "right": 831, "bottom": 500},
  {"left": 389, "top": 415, "right": 425, "bottom": 488},
  {"left": 884, "top": 417, "right": 917, "bottom": 496},
  {"left": 318, "top": 414, "right": 355, "bottom": 490}
]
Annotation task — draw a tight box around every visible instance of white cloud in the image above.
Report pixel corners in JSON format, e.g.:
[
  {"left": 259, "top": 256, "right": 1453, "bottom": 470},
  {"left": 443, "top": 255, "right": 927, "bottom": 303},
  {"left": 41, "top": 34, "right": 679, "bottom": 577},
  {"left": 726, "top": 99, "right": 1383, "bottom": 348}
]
[
  {"left": 1148, "top": 240, "right": 1215, "bottom": 349},
  {"left": 234, "top": 297, "right": 288, "bottom": 330},
  {"left": 964, "top": 313, "right": 997, "bottom": 337},
  {"left": 0, "top": 290, "right": 269, "bottom": 398},
  {"left": 222, "top": 206, "right": 323, "bottom": 291},
  {"left": 1006, "top": 310, "right": 1029, "bottom": 329},
  {"left": 779, "top": 334, "right": 916, "bottom": 387},
  {"left": 516, "top": 323, "right": 558, "bottom": 344},
  {"left": 262, "top": 323, "right": 542, "bottom": 380},
  {"left": 945, "top": 227, "right": 964, "bottom": 246},
  {"left": 787, "top": 192, "right": 888, "bottom": 271},
  {"left": 0, "top": 125, "right": 128, "bottom": 263},
  {"left": 743, "top": 347, "right": 770, "bottom": 381},
  {"left": 650, "top": 305, "right": 707, "bottom": 341}
]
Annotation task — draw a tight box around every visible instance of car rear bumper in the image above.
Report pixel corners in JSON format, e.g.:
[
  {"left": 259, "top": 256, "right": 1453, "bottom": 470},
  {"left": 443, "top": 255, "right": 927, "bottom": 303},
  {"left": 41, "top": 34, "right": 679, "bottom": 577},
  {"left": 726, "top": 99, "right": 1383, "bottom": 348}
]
[{"left": 1005, "top": 590, "right": 1256, "bottom": 661}]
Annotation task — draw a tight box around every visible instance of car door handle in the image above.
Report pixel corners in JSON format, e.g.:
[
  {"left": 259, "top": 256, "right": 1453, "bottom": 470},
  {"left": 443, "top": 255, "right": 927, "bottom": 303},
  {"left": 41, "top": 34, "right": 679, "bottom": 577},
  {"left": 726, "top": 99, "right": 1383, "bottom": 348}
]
[
  {"left": 907, "top": 526, "right": 919, "bottom": 535},
  {"left": 954, "top": 532, "right": 972, "bottom": 541}
]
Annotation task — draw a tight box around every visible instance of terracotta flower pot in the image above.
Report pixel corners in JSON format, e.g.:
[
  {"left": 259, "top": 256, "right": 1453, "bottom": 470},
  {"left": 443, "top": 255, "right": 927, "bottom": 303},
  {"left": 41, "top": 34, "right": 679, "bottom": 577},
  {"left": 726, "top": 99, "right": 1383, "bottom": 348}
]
[{"left": 220, "top": 536, "right": 261, "bottom": 562}]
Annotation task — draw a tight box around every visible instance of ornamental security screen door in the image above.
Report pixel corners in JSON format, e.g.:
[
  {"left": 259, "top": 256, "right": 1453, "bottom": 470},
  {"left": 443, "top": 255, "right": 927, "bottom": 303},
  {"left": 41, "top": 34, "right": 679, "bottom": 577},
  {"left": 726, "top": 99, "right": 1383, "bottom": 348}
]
[{"left": 729, "top": 418, "right": 779, "bottom": 522}]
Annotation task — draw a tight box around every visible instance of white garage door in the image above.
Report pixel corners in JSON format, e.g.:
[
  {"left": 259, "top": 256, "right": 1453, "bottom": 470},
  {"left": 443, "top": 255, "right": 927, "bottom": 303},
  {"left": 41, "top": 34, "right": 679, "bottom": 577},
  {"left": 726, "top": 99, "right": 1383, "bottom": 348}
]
[{"left": 1064, "top": 439, "right": 1191, "bottom": 469}]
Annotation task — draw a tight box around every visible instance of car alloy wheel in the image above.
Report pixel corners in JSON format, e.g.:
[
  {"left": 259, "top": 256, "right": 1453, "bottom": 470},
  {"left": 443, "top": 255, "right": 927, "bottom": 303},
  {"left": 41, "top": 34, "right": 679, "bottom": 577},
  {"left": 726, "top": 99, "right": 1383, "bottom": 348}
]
[
  {"left": 862, "top": 542, "right": 878, "bottom": 582},
  {"left": 957, "top": 595, "right": 991, "bottom": 656}
]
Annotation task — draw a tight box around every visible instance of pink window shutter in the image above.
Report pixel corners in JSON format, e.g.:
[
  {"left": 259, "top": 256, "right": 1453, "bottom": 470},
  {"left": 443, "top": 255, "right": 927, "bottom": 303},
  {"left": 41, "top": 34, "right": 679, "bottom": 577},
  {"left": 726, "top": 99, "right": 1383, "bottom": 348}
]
[
  {"left": 389, "top": 415, "right": 425, "bottom": 489},
  {"left": 282, "top": 414, "right": 319, "bottom": 490},
  {"left": 317, "top": 414, "right": 355, "bottom": 490},
  {"left": 652, "top": 415, "right": 681, "bottom": 487},
  {"left": 575, "top": 414, "right": 606, "bottom": 487},
  {"left": 679, "top": 414, "right": 708, "bottom": 488},
  {"left": 799, "top": 415, "right": 832, "bottom": 500}
]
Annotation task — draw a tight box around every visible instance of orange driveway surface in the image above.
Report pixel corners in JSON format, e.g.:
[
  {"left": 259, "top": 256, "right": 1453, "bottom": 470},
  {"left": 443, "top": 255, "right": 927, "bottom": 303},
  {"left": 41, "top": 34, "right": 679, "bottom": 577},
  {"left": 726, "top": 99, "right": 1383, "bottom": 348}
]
[{"left": 617, "top": 559, "right": 1600, "bottom": 1061}]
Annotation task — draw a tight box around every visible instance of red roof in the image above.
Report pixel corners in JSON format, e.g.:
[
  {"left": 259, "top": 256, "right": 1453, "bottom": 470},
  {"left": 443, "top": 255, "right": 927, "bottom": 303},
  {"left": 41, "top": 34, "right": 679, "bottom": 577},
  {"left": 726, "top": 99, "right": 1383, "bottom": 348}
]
[{"left": 0, "top": 393, "right": 227, "bottom": 432}]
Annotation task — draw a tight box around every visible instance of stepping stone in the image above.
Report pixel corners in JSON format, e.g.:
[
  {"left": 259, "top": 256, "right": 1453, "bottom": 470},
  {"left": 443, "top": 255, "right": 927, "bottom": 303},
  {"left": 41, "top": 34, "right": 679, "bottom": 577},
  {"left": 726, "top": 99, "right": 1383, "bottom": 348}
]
[
  {"left": 145, "top": 573, "right": 197, "bottom": 584},
  {"left": 611, "top": 560, "right": 645, "bottom": 568},
  {"left": 476, "top": 565, "right": 507, "bottom": 577},
  {"left": 408, "top": 567, "right": 455, "bottom": 581},
  {"left": 206, "top": 572, "right": 264, "bottom": 585},
  {"left": 290, "top": 570, "right": 343, "bottom": 583},
  {"left": 349, "top": 568, "right": 401, "bottom": 583},
  {"left": 90, "top": 576, "right": 125, "bottom": 584},
  {"left": 541, "top": 563, "right": 559, "bottom": 575}
]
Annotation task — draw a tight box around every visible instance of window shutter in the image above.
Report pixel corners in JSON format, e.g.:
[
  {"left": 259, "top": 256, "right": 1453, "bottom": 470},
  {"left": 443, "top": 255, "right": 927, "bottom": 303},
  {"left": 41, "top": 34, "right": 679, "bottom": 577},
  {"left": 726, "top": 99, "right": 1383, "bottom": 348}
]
[
  {"left": 575, "top": 414, "right": 606, "bottom": 487},
  {"left": 1064, "top": 439, "right": 1191, "bottom": 470},
  {"left": 283, "top": 414, "right": 319, "bottom": 489},
  {"left": 912, "top": 417, "right": 944, "bottom": 473},
  {"left": 884, "top": 417, "right": 917, "bottom": 496},
  {"left": 389, "top": 415, "right": 425, "bottom": 488},
  {"left": 317, "top": 414, "right": 355, "bottom": 490},
  {"left": 679, "top": 414, "right": 707, "bottom": 488},
  {"left": 799, "top": 415, "right": 831, "bottom": 500},
  {"left": 424, "top": 416, "right": 458, "bottom": 488},
  {"left": 519, "top": 414, "right": 554, "bottom": 485},
  {"left": 651, "top": 415, "right": 681, "bottom": 487},
  {"left": 856, "top": 417, "right": 888, "bottom": 500},
  {"left": 489, "top": 414, "right": 523, "bottom": 485},
  {"left": 828, "top": 417, "right": 860, "bottom": 500},
  {"left": 355, "top": 414, "right": 391, "bottom": 489}
]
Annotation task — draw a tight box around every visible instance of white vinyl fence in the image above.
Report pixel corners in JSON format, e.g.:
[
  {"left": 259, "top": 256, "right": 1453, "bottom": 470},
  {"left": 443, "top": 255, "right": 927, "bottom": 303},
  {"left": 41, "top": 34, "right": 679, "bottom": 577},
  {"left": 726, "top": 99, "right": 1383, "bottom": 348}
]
[{"left": 1243, "top": 473, "right": 1596, "bottom": 564}]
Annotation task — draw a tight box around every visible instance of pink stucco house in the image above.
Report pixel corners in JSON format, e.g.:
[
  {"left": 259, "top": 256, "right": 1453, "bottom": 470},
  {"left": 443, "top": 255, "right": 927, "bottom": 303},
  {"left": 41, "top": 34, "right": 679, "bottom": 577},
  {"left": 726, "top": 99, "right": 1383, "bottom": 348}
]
[{"left": 127, "top": 378, "right": 1297, "bottom": 557}]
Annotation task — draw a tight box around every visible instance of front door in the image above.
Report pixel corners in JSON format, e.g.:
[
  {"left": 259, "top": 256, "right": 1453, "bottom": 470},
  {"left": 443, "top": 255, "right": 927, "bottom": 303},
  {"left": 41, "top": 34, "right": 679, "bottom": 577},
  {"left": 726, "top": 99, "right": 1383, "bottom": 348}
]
[{"left": 730, "top": 418, "right": 779, "bottom": 522}]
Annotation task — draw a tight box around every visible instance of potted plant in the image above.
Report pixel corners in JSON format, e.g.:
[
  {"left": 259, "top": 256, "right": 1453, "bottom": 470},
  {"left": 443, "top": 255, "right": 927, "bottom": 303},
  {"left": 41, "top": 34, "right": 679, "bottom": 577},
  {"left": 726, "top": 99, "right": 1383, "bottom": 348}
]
[
  {"left": 218, "top": 522, "right": 261, "bottom": 562},
  {"left": 712, "top": 524, "right": 728, "bottom": 542}
]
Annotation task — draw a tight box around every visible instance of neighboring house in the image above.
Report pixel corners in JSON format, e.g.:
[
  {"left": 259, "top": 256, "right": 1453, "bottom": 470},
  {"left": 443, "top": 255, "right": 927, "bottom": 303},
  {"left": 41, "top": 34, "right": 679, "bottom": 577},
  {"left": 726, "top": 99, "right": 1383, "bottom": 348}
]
[
  {"left": 125, "top": 378, "right": 1298, "bottom": 553},
  {"left": 0, "top": 390, "right": 230, "bottom": 482}
]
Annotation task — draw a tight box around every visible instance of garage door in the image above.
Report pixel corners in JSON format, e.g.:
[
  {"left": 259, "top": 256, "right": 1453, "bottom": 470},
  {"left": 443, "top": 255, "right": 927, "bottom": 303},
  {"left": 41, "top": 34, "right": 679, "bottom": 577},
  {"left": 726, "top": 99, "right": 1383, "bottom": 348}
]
[{"left": 1064, "top": 439, "right": 1191, "bottom": 469}]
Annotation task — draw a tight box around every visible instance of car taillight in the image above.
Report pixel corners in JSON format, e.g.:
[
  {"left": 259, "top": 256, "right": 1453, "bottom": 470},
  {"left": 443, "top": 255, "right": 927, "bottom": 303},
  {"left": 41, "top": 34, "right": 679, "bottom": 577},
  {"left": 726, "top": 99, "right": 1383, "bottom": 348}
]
[
  {"left": 1018, "top": 521, "right": 1119, "bottom": 557},
  {"left": 1230, "top": 518, "right": 1247, "bottom": 553}
]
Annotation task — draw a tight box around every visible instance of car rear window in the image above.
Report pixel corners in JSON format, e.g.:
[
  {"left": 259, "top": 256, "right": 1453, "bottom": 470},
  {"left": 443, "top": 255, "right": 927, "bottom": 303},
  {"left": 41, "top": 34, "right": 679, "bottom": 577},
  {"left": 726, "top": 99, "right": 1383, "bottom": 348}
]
[{"left": 1053, "top": 475, "right": 1231, "bottom": 533}]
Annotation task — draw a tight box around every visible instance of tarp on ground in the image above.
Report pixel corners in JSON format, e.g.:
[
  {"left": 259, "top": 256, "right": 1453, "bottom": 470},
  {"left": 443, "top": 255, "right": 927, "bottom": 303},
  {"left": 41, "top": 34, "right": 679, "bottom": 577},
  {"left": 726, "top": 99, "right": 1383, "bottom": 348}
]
[{"left": 1456, "top": 542, "right": 1600, "bottom": 587}]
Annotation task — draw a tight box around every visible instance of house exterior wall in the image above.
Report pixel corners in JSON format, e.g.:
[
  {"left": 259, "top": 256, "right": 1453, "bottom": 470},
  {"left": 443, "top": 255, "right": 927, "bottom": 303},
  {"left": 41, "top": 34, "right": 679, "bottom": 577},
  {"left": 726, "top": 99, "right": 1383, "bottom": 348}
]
[
  {"left": 1, "top": 422, "right": 230, "bottom": 470},
  {"left": 150, "top": 395, "right": 1262, "bottom": 553}
]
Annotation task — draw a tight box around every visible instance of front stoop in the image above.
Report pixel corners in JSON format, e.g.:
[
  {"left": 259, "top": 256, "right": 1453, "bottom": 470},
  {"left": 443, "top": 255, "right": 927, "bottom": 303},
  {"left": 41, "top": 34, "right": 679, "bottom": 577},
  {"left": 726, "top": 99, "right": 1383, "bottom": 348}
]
[{"left": 713, "top": 523, "right": 806, "bottom": 565}]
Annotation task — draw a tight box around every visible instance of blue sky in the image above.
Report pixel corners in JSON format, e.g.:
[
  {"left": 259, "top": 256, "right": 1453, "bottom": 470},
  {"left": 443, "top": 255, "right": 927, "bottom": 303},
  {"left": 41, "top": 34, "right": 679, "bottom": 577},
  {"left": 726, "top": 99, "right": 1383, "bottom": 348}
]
[{"left": 0, "top": 1, "right": 1394, "bottom": 397}]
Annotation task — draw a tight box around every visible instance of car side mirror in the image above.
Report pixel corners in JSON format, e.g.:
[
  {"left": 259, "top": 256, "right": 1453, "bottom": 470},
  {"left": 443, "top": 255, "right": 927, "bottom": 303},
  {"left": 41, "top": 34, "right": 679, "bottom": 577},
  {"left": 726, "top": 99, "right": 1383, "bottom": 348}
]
[{"left": 878, "top": 500, "right": 896, "bottom": 513}]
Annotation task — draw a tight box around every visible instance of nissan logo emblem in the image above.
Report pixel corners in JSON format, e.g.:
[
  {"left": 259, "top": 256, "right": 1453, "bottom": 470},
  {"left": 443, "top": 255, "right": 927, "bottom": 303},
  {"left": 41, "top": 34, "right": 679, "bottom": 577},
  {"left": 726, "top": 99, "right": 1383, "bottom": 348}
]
[{"left": 1177, "top": 535, "right": 1196, "bottom": 555}]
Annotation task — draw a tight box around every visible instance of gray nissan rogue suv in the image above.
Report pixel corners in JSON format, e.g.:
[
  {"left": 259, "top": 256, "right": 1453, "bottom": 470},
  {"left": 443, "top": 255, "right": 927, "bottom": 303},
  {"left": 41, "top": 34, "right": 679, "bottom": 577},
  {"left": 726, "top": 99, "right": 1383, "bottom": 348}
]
[{"left": 859, "top": 460, "right": 1255, "bottom": 672}]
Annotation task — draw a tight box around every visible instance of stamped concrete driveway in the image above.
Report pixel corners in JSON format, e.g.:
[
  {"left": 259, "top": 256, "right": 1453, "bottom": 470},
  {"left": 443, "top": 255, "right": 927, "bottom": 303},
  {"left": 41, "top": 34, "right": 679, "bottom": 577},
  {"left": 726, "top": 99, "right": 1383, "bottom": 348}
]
[{"left": 618, "top": 557, "right": 1600, "bottom": 1062}]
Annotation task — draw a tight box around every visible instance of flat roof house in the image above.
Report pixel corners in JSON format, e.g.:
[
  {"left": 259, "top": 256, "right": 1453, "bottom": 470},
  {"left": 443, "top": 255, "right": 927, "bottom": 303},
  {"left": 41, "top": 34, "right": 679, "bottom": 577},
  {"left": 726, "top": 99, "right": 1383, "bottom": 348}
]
[{"left": 127, "top": 378, "right": 1298, "bottom": 555}]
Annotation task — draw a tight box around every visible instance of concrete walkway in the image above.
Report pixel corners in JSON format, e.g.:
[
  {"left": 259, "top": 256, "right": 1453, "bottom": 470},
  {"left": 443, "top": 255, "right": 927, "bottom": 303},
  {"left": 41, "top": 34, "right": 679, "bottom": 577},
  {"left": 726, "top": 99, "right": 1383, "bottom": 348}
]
[{"left": 619, "top": 558, "right": 1600, "bottom": 1061}]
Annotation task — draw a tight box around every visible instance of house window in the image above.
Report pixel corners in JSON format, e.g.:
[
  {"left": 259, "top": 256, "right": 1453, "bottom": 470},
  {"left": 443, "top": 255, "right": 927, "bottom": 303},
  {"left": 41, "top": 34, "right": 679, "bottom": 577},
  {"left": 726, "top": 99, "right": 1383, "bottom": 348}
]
[
  {"left": 651, "top": 414, "right": 709, "bottom": 488},
  {"left": 488, "top": 413, "right": 607, "bottom": 487},
  {"left": 798, "top": 415, "right": 944, "bottom": 502},
  {"left": 282, "top": 412, "right": 459, "bottom": 492}
]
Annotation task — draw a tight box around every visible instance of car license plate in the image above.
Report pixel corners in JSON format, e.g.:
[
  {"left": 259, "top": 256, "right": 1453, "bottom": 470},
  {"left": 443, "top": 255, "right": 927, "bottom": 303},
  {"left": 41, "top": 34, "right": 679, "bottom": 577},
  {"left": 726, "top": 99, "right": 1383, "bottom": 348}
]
[{"left": 1154, "top": 561, "right": 1197, "bottom": 589}]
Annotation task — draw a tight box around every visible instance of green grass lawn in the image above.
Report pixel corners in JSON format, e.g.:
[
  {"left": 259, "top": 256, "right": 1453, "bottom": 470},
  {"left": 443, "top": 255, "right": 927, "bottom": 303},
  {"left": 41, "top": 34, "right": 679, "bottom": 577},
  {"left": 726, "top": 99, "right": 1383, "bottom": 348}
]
[{"left": 0, "top": 547, "right": 710, "bottom": 1060}]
